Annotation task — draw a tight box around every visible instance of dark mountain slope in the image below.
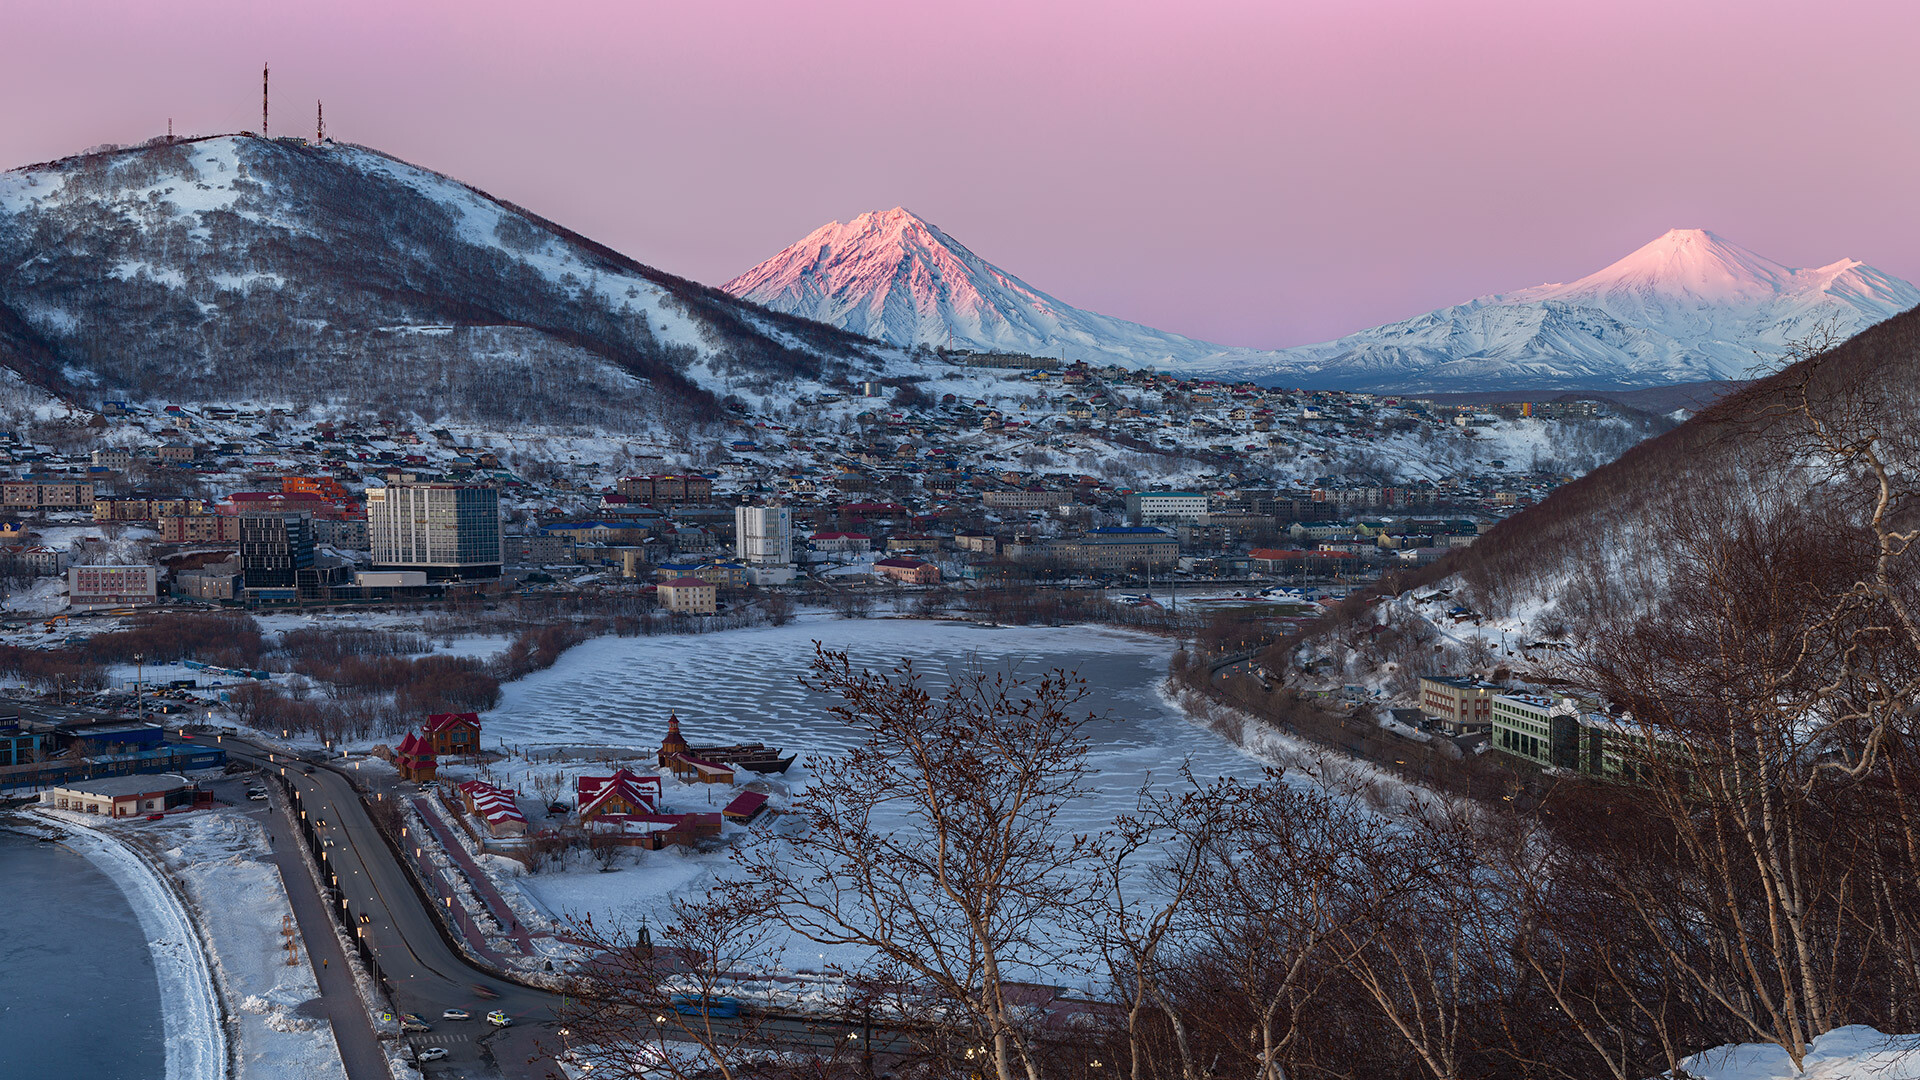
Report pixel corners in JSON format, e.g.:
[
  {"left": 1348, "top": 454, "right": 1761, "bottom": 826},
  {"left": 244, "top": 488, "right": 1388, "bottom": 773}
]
[{"left": 0, "top": 135, "right": 894, "bottom": 426}]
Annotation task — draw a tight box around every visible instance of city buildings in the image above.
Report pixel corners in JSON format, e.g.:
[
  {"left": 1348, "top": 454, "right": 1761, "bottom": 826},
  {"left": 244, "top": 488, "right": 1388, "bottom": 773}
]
[
  {"left": 237, "top": 511, "right": 315, "bottom": 595},
  {"left": 658, "top": 576, "right": 718, "bottom": 614},
  {"left": 1490, "top": 693, "right": 1574, "bottom": 768},
  {"left": 734, "top": 504, "right": 794, "bottom": 584},
  {"left": 875, "top": 556, "right": 941, "bottom": 584},
  {"left": 1056, "top": 526, "right": 1179, "bottom": 571},
  {"left": 368, "top": 482, "right": 502, "bottom": 580},
  {"left": 38, "top": 773, "right": 198, "bottom": 817},
  {"left": 68, "top": 564, "right": 160, "bottom": 609},
  {"left": 1418, "top": 675, "right": 1502, "bottom": 733},
  {"left": 1125, "top": 490, "right": 1210, "bottom": 524}
]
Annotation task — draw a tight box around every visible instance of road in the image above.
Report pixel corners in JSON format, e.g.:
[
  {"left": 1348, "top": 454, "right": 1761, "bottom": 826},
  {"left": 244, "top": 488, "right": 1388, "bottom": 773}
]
[
  {"left": 225, "top": 774, "right": 394, "bottom": 1080},
  {"left": 227, "top": 740, "right": 915, "bottom": 1079},
  {"left": 234, "top": 740, "right": 564, "bottom": 1079}
]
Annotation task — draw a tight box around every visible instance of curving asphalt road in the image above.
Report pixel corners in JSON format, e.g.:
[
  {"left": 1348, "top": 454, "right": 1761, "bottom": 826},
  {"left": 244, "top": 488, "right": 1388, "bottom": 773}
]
[{"left": 229, "top": 739, "right": 913, "bottom": 1080}]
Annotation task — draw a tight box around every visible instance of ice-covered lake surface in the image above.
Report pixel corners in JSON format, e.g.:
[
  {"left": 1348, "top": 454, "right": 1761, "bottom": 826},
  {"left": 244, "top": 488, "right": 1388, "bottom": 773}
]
[
  {"left": 484, "top": 618, "right": 1268, "bottom": 837},
  {"left": 482, "top": 619, "right": 1274, "bottom": 966}
]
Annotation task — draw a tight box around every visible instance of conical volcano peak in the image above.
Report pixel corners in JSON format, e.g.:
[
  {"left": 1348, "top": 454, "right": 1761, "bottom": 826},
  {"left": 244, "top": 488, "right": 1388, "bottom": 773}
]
[{"left": 1527, "top": 227, "right": 1799, "bottom": 305}]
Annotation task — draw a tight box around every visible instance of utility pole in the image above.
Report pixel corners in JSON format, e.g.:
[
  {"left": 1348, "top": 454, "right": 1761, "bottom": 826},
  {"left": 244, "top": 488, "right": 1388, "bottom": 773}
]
[{"left": 262, "top": 62, "right": 269, "bottom": 137}]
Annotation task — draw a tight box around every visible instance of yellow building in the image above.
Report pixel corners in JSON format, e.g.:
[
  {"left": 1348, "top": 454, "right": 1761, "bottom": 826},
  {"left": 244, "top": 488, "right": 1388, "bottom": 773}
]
[{"left": 657, "top": 576, "right": 717, "bottom": 614}]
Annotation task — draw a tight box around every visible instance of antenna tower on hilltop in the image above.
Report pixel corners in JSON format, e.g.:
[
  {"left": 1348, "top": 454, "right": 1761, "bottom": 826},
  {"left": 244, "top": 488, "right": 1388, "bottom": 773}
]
[
  {"left": 262, "top": 63, "right": 269, "bottom": 136},
  {"left": 316, "top": 100, "right": 324, "bottom": 142}
]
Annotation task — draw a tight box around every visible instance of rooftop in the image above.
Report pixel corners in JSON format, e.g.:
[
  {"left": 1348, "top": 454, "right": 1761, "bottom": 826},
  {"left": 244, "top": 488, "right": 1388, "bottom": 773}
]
[{"left": 55, "top": 773, "right": 190, "bottom": 797}]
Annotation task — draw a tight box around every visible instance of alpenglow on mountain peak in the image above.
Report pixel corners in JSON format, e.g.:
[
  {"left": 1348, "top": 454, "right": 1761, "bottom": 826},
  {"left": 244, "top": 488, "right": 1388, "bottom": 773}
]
[
  {"left": 723, "top": 207, "right": 1224, "bottom": 366},
  {"left": 725, "top": 212, "right": 1920, "bottom": 391}
]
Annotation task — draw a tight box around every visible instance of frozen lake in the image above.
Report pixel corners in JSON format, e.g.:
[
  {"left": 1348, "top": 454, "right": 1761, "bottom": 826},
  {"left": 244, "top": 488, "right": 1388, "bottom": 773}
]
[
  {"left": 484, "top": 618, "right": 1268, "bottom": 837},
  {"left": 481, "top": 619, "right": 1276, "bottom": 970}
]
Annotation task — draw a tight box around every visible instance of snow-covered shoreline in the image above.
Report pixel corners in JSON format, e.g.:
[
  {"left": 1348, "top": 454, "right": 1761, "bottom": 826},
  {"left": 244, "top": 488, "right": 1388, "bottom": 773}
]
[{"left": 28, "top": 808, "right": 229, "bottom": 1080}]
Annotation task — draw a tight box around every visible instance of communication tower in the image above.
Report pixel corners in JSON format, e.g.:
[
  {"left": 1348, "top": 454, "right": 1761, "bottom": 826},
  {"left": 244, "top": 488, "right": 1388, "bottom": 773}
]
[{"left": 262, "top": 63, "right": 269, "bottom": 137}]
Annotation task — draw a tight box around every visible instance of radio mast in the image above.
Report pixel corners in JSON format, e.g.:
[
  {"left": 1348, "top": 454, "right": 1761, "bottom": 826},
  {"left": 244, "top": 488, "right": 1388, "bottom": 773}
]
[
  {"left": 262, "top": 63, "right": 269, "bottom": 136},
  {"left": 316, "top": 100, "right": 324, "bottom": 142}
]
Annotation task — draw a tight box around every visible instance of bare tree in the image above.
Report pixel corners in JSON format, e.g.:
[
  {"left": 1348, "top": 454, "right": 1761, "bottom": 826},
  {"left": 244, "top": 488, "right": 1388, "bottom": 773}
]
[
  {"left": 556, "top": 895, "right": 799, "bottom": 1080},
  {"left": 730, "top": 646, "right": 1106, "bottom": 1080}
]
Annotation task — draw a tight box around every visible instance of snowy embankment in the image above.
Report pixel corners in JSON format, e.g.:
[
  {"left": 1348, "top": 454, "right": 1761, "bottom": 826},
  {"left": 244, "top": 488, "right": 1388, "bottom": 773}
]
[
  {"left": 1674, "top": 1027, "right": 1920, "bottom": 1080},
  {"left": 30, "top": 809, "right": 229, "bottom": 1080},
  {"left": 155, "top": 811, "right": 349, "bottom": 1080}
]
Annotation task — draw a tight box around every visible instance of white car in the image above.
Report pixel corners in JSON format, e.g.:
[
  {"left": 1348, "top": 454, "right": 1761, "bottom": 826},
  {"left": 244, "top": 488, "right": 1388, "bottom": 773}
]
[
  {"left": 485, "top": 1010, "right": 512, "bottom": 1027},
  {"left": 418, "top": 1047, "right": 448, "bottom": 1062},
  {"left": 441, "top": 1009, "right": 470, "bottom": 1021}
]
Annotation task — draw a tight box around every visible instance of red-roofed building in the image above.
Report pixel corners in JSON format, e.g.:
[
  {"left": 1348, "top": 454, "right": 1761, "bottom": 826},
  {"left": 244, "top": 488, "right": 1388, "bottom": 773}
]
[
  {"left": 809, "top": 531, "right": 870, "bottom": 553},
  {"left": 577, "top": 769, "right": 662, "bottom": 821},
  {"left": 722, "top": 790, "right": 769, "bottom": 824},
  {"left": 456, "top": 780, "right": 527, "bottom": 838},
  {"left": 874, "top": 556, "right": 940, "bottom": 585},
  {"left": 583, "top": 811, "right": 722, "bottom": 849},
  {"left": 393, "top": 732, "right": 438, "bottom": 782},
  {"left": 424, "top": 712, "right": 481, "bottom": 756},
  {"left": 667, "top": 752, "right": 735, "bottom": 785},
  {"left": 657, "top": 577, "right": 716, "bottom": 614}
]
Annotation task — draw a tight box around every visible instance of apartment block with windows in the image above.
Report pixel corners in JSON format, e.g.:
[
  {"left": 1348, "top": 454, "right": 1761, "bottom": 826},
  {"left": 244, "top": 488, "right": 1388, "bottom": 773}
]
[{"left": 368, "top": 483, "right": 502, "bottom": 581}]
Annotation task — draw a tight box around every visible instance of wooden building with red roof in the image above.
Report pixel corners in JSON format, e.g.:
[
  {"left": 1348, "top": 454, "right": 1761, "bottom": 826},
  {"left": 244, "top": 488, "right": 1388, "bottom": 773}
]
[
  {"left": 393, "top": 732, "right": 438, "bottom": 782},
  {"left": 424, "top": 712, "right": 481, "bottom": 756}
]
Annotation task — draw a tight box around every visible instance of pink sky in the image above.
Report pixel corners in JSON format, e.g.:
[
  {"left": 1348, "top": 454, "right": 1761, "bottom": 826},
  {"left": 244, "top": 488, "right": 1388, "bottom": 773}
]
[{"left": 5, "top": 0, "right": 1917, "bottom": 347}]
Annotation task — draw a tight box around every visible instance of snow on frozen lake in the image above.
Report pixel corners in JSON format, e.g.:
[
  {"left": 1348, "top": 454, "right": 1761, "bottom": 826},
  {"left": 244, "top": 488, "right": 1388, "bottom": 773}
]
[
  {"left": 481, "top": 618, "right": 1273, "bottom": 958},
  {"left": 484, "top": 618, "right": 1267, "bottom": 837}
]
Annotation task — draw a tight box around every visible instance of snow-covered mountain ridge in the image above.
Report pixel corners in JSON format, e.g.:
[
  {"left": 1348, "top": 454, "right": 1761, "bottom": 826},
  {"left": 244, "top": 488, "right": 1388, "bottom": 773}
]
[
  {"left": 726, "top": 214, "right": 1919, "bottom": 391},
  {"left": 0, "top": 134, "right": 899, "bottom": 428}
]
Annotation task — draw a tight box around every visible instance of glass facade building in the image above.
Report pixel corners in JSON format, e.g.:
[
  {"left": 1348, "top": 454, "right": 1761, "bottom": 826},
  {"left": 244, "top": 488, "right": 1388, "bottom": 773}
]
[{"left": 368, "top": 483, "right": 502, "bottom": 581}]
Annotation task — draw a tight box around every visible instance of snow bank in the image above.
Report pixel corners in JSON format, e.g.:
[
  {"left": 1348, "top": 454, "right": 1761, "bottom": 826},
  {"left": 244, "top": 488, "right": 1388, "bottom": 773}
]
[
  {"left": 1673, "top": 1026, "right": 1920, "bottom": 1080},
  {"left": 31, "top": 809, "right": 228, "bottom": 1080},
  {"left": 156, "top": 811, "right": 349, "bottom": 1080}
]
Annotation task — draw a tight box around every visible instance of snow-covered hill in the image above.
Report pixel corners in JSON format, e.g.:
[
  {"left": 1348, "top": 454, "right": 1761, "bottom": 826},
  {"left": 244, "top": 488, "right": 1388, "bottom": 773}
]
[
  {"left": 0, "top": 135, "right": 898, "bottom": 428},
  {"left": 1261, "top": 229, "right": 1920, "bottom": 390},
  {"left": 727, "top": 213, "right": 1918, "bottom": 391}
]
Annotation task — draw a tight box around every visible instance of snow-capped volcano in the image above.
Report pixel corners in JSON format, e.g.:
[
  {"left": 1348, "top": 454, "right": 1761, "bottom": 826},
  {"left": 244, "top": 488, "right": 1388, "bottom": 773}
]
[
  {"left": 1258, "top": 229, "right": 1920, "bottom": 389},
  {"left": 722, "top": 208, "right": 1232, "bottom": 367},
  {"left": 728, "top": 213, "right": 1918, "bottom": 390}
]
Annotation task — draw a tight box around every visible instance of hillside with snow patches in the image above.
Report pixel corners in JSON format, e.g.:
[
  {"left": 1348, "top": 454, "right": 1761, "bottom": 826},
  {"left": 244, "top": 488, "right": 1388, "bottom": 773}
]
[
  {"left": 0, "top": 134, "right": 900, "bottom": 430},
  {"left": 727, "top": 213, "right": 1918, "bottom": 391}
]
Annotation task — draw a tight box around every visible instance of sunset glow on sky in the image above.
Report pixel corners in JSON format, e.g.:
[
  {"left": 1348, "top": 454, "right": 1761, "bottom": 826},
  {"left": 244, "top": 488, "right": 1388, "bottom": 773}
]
[{"left": 5, "top": 0, "right": 1915, "bottom": 347}]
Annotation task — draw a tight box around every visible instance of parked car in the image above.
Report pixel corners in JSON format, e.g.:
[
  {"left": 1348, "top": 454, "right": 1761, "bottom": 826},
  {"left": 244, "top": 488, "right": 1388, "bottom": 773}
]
[
  {"left": 418, "top": 1047, "right": 448, "bottom": 1062},
  {"left": 441, "top": 1009, "right": 469, "bottom": 1021},
  {"left": 247, "top": 790, "right": 267, "bottom": 801},
  {"left": 485, "top": 1010, "right": 512, "bottom": 1027}
]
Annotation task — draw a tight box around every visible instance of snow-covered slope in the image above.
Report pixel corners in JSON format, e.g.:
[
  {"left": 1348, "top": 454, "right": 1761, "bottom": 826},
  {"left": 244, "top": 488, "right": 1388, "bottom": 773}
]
[
  {"left": 723, "top": 208, "right": 1246, "bottom": 368},
  {"left": 1260, "top": 229, "right": 1920, "bottom": 390},
  {"left": 728, "top": 214, "right": 1918, "bottom": 391},
  {"left": 0, "top": 134, "right": 898, "bottom": 425}
]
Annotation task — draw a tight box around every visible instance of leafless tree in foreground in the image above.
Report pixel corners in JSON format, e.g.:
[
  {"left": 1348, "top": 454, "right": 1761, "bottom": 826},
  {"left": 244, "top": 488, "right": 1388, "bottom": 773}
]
[
  {"left": 729, "top": 646, "right": 1107, "bottom": 1080},
  {"left": 1575, "top": 330, "right": 1920, "bottom": 1070},
  {"left": 556, "top": 894, "right": 814, "bottom": 1080}
]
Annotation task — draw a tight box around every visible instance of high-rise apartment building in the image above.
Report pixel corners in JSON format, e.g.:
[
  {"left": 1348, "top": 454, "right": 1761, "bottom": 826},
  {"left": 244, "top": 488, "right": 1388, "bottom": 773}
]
[
  {"left": 368, "top": 483, "right": 502, "bottom": 581},
  {"left": 239, "top": 511, "right": 315, "bottom": 591},
  {"left": 734, "top": 505, "right": 792, "bottom": 565},
  {"left": 734, "top": 504, "right": 794, "bottom": 585}
]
